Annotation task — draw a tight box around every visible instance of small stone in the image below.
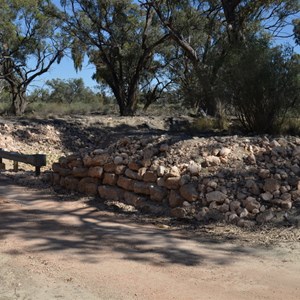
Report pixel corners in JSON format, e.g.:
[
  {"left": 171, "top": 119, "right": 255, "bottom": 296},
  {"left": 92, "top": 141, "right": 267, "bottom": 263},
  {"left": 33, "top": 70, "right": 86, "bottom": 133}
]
[
  {"left": 260, "top": 192, "right": 273, "bottom": 202},
  {"left": 98, "top": 185, "right": 123, "bottom": 201},
  {"left": 256, "top": 210, "right": 274, "bottom": 224},
  {"left": 280, "top": 200, "right": 292, "bottom": 210},
  {"left": 78, "top": 178, "right": 98, "bottom": 196},
  {"left": 292, "top": 146, "right": 300, "bottom": 158},
  {"left": 204, "top": 156, "right": 221, "bottom": 167},
  {"left": 182, "top": 201, "right": 191, "bottom": 207},
  {"left": 68, "top": 159, "right": 83, "bottom": 169},
  {"left": 115, "top": 165, "right": 126, "bottom": 175},
  {"left": 72, "top": 167, "right": 89, "bottom": 178},
  {"left": 237, "top": 219, "right": 256, "bottom": 228},
  {"left": 169, "top": 190, "right": 184, "bottom": 208},
  {"left": 237, "top": 192, "right": 247, "bottom": 200},
  {"left": 179, "top": 183, "right": 198, "bottom": 202},
  {"left": 88, "top": 166, "right": 104, "bottom": 178},
  {"left": 187, "top": 161, "right": 201, "bottom": 175},
  {"left": 170, "top": 207, "right": 186, "bottom": 218},
  {"left": 281, "top": 193, "right": 292, "bottom": 201},
  {"left": 103, "top": 163, "right": 116, "bottom": 172},
  {"left": 93, "top": 148, "right": 106, "bottom": 155},
  {"left": 133, "top": 181, "right": 151, "bottom": 195},
  {"left": 141, "top": 159, "right": 151, "bottom": 167},
  {"left": 212, "top": 148, "right": 220, "bottom": 156},
  {"left": 157, "top": 165, "right": 166, "bottom": 177},
  {"left": 228, "top": 213, "right": 239, "bottom": 223},
  {"left": 179, "top": 174, "right": 190, "bottom": 186},
  {"left": 195, "top": 207, "right": 209, "bottom": 221},
  {"left": 103, "top": 173, "right": 118, "bottom": 185},
  {"left": 117, "top": 176, "right": 134, "bottom": 191},
  {"left": 123, "top": 191, "right": 145, "bottom": 207},
  {"left": 206, "top": 191, "right": 227, "bottom": 204},
  {"left": 270, "top": 140, "right": 281, "bottom": 148},
  {"left": 242, "top": 197, "right": 260, "bottom": 212},
  {"left": 137, "top": 167, "right": 147, "bottom": 178},
  {"left": 143, "top": 148, "right": 155, "bottom": 160},
  {"left": 164, "top": 177, "right": 181, "bottom": 189},
  {"left": 219, "top": 203, "right": 229, "bottom": 213},
  {"left": 209, "top": 201, "right": 218, "bottom": 210},
  {"left": 53, "top": 164, "right": 72, "bottom": 177},
  {"left": 168, "top": 166, "right": 181, "bottom": 177},
  {"left": 219, "top": 147, "right": 231, "bottom": 157},
  {"left": 125, "top": 168, "right": 142, "bottom": 180},
  {"left": 230, "top": 200, "right": 241, "bottom": 212},
  {"left": 245, "top": 180, "right": 260, "bottom": 195},
  {"left": 204, "top": 209, "right": 224, "bottom": 222},
  {"left": 239, "top": 208, "right": 249, "bottom": 218},
  {"left": 143, "top": 171, "right": 157, "bottom": 183},
  {"left": 64, "top": 176, "right": 79, "bottom": 191},
  {"left": 290, "top": 164, "right": 300, "bottom": 175},
  {"left": 114, "top": 156, "right": 123, "bottom": 165},
  {"left": 263, "top": 178, "right": 280, "bottom": 193},
  {"left": 258, "top": 169, "right": 270, "bottom": 179},
  {"left": 246, "top": 153, "right": 256, "bottom": 165},
  {"left": 84, "top": 153, "right": 111, "bottom": 167},
  {"left": 260, "top": 205, "right": 266, "bottom": 212},
  {"left": 157, "top": 177, "right": 165, "bottom": 187},
  {"left": 128, "top": 161, "right": 142, "bottom": 171},
  {"left": 149, "top": 186, "right": 167, "bottom": 203},
  {"left": 207, "top": 180, "right": 218, "bottom": 189}
]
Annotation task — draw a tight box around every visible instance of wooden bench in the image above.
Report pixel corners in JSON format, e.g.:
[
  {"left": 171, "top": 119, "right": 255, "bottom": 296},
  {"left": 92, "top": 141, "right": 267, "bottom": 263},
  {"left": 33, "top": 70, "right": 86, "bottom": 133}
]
[{"left": 0, "top": 149, "right": 46, "bottom": 176}]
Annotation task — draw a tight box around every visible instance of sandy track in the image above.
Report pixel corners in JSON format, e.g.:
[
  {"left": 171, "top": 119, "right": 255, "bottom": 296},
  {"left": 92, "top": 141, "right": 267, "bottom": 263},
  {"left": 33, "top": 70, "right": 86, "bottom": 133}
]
[{"left": 0, "top": 175, "right": 299, "bottom": 300}]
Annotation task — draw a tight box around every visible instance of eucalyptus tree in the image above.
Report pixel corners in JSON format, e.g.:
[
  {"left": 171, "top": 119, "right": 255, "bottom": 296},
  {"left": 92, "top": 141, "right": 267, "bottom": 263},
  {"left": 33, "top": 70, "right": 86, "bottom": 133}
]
[
  {"left": 56, "top": 0, "right": 170, "bottom": 116},
  {"left": 0, "top": 0, "right": 68, "bottom": 115},
  {"left": 142, "top": 0, "right": 300, "bottom": 116}
]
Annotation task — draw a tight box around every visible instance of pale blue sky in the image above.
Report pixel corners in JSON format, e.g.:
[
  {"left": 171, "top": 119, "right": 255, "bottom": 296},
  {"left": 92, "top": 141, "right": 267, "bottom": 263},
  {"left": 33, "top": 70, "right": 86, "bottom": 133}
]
[{"left": 31, "top": 55, "right": 96, "bottom": 91}]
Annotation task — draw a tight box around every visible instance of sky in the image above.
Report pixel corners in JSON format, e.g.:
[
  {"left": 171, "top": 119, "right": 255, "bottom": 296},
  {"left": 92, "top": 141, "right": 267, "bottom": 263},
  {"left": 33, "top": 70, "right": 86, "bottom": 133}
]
[{"left": 30, "top": 55, "right": 96, "bottom": 91}]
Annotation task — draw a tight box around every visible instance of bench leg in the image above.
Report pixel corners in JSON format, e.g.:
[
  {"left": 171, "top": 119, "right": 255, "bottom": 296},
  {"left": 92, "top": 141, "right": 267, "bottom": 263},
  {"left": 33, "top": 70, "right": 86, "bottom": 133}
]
[
  {"left": 35, "top": 166, "right": 41, "bottom": 176},
  {"left": 13, "top": 161, "right": 18, "bottom": 172}
]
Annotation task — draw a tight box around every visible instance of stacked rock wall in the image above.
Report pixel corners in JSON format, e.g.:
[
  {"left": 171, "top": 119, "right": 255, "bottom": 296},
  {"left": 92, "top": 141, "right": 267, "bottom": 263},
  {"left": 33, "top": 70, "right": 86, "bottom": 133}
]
[{"left": 51, "top": 135, "right": 300, "bottom": 226}]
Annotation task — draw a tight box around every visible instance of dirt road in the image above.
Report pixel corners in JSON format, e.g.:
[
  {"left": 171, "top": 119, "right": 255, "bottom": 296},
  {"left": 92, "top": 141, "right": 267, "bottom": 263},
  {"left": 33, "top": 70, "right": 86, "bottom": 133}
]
[{"left": 0, "top": 175, "right": 299, "bottom": 300}]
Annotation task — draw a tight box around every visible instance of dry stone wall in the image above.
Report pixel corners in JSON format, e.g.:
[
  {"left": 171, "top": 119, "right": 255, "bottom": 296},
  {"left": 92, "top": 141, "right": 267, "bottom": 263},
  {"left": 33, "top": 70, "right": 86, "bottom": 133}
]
[{"left": 51, "top": 135, "right": 300, "bottom": 227}]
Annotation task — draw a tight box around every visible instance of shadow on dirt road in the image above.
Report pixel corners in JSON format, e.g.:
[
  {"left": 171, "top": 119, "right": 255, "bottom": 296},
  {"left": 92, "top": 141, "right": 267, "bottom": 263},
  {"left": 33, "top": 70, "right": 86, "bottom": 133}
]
[{"left": 0, "top": 175, "right": 252, "bottom": 267}]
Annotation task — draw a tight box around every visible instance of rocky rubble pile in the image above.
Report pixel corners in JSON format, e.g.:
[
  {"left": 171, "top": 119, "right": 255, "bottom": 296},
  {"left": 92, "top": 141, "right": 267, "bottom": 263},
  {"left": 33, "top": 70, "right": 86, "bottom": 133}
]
[{"left": 51, "top": 135, "right": 300, "bottom": 226}]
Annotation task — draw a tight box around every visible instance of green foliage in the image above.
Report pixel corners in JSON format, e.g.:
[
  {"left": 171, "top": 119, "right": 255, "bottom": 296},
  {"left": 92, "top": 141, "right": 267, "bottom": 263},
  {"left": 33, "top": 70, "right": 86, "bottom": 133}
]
[
  {"left": 147, "top": 0, "right": 300, "bottom": 123},
  {"left": 57, "top": 0, "right": 170, "bottom": 116},
  {"left": 28, "top": 78, "right": 102, "bottom": 105},
  {"left": 221, "top": 40, "right": 300, "bottom": 133},
  {"left": 25, "top": 77, "right": 105, "bottom": 116},
  {"left": 0, "top": 0, "right": 68, "bottom": 115},
  {"left": 280, "top": 117, "right": 300, "bottom": 135},
  {"left": 45, "top": 78, "right": 98, "bottom": 104}
]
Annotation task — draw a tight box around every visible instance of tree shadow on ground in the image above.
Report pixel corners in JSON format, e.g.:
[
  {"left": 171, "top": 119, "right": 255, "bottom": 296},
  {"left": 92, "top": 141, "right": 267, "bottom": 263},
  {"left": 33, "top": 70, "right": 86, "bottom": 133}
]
[{"left": 0, "top": 177, "right": 256, "bottom": 267}]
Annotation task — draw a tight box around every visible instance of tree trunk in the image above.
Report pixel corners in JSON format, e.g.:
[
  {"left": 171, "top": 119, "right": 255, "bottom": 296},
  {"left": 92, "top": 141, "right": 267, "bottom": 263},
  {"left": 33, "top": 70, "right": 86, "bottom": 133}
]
[
  {"left": 10, "top": 88, "right": 27, "bottom": 116},
  {"left": 114, "top": 87, "right": 138, "bottom": 116}
]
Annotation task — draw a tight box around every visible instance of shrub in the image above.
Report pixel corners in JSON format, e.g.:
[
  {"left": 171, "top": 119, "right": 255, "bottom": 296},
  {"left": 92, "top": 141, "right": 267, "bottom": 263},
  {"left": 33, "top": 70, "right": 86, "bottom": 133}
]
[{"left": 222, "top": 40, "right": 300, "bottom": 133}]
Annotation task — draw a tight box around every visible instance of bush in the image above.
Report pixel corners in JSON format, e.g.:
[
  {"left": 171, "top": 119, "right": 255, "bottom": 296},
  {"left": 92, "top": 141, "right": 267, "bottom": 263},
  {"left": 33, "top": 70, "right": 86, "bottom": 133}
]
[
  {"left": 26, "top": 100, "right": 103, "bottom": 116},
  {"left": 222, "top": 40, "right": 300, "bottom": 133}
]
